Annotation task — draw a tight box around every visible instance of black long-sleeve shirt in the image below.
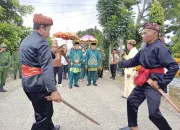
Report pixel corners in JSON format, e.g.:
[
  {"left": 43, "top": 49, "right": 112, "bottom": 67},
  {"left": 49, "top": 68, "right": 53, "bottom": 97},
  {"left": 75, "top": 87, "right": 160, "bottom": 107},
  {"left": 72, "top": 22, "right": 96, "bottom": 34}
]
[
  {"left": 20, "top": 31, "right": 57, "bottom": 92},
  {"left": 118, "top": 40, "right": 179, "bottom": 92}
]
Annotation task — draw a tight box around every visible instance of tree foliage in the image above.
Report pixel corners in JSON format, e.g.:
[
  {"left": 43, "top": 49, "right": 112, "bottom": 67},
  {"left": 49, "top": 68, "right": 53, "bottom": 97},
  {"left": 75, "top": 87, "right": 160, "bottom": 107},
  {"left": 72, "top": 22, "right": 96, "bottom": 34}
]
[
  {"left": 76, "top": 27, "right": 101, "bottom": 37},
  {"left": 47, "top": 37, "right": 53, "bottom": 48},
  {"left": 76, "top": 27, "right": 104, "bottom": 47},
  {"left": 172, "top": 36, "right": 180, "bottom": 58},
  {"left": 97, "top": 0, "right": 134, "bottom": 47},
  {"left": 0, "top": 0, "right": 34, "bottom": 26},
  {"left": 96, "top": 0, "right": 180, "bottom": 58},
  {"left": 149, "top": 0, "right": 164, "bottom": 32},
  {"left": 0, "top": 0, "right": 34, "bottom": 52}
]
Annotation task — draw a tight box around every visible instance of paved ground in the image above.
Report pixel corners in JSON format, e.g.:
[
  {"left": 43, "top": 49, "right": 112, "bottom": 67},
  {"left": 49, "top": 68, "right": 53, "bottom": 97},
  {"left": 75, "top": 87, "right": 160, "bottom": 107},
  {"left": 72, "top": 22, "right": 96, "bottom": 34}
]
[{"left": 0, "top": 72, "right": 180, "bottom": 130}]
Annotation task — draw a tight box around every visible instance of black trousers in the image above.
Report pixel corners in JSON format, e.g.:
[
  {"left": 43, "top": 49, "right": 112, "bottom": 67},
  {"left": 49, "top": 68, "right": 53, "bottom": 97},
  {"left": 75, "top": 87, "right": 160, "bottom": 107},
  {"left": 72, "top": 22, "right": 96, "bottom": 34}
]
[
  {"left": 25, "top": 91, "right": 54, "bottom": 130},
  {"left": 110, "top": 64, "right": 117, "bottom": 78},
  {"left": 127, "top": 83, "right": 172, "bottom": 130},
  {"left": 53, "top": 67, "right": 63, "bottom": 84},
  {"left": 62, "top": 65, "right": 68, "bottom": 79}
]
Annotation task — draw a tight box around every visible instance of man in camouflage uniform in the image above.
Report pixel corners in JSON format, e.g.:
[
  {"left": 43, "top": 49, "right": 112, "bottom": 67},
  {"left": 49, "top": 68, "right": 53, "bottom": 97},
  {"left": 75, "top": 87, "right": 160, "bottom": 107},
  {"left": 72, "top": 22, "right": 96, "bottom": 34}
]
[
  {"left": 0, "top": 43, "right": 11, "bottom": 92},
  {"left": 12, "top": 45, "right": 21, "bottom": 79}
]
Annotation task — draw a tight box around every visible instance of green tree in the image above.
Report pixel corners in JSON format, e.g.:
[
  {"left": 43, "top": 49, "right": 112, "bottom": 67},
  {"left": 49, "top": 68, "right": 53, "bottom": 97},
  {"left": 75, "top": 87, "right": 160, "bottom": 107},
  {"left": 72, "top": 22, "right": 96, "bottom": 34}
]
[
  {"left": 20, "top": 26, "right": 32, "bottom": 43},
  {"left": 172, "top": 36, "right": 180, "bottom": 58},
  {"left": 0, "top": 0, "right": 34, "bottom": 51},
  {"left": 0, "top": 22, "right": 22, "bottom": 53},
  {"left": 97, "top": 0, "right": 133, "bottom": 45},
  {"left": 97, "top": 0, "right": 135, "bottom": 69},
  {"left": 77, "top": 26, "right": 102, "bottom": 37},
  {"left": 159, "top": 0, "right": 180, "bottom": 34},
  {"left": 0, "top": 0, "right": 34, "bottom": 26},
  {"left": 149, "top": 0, "right": 165, "bottom": 32},
  {"left": 76, "top": 27, "right": 104, "bottom": 47},
  {"left": 47, "top": 37, "right": 53, "bottom": 48}
]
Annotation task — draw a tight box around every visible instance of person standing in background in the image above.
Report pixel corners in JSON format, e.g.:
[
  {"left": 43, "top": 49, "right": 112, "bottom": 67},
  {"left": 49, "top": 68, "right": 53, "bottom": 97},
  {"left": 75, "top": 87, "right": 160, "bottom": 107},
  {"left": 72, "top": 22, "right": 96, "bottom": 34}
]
[
  {"left": 12, "top": 45, "right": 21, "bottom": 80},
  {"left": 69, "top": 42, "right": 83, "bottom": 89},
  {"left": 20, "top": 14, "right": 61, "bottom": 130},
  {"left": 86, "top": 43, "right": 100, "bottom": 86},
  {"left": 61, "top": 50, "right": 68, "bottom": 80},
  {"left": 51, "top": 40, "right": 64, "bottom": 87},
  {"left": 0, "top": 43, "right": 11, "bottom": 92},
  {"left": 98, "top": 47, "right": 105, "bottom": 78},
  {"left": 80, "top": 47, "right": 86, "bottom": 81},
  {"left": 110, "top": 49, "right": 119, "bottom": 80},
  {"left": 122, "top": 40, "right": 138, "bottom": 99}
]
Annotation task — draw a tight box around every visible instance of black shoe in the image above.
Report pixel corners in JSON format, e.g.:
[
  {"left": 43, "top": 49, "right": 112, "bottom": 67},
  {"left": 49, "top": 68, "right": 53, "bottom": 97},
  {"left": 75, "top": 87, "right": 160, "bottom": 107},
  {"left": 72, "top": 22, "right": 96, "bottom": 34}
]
[
  {"left": 121, "top": 96, "right": 127, "bottom": 99},
  {"left": 74, "top": 84, "right": 80, "bottom": 87},
  {"left": 110, "top": 77, "right": 113, "bottom": 78},
  {"left": 0, "top": 88, "right": 7, "bottom": 92},
  {"left": 87, "top": 84, "right": 91, "bottom": 86},
  {"left": 119, "top": 126, "right": 132, "bottom": 130},
  {"left": 113, "top": 77, "right": 115, "bottom": 80},
  {"left": 69, "top": 86, "right": 72, "bottom": 89},
  {"left": 51, "top": 125, "right": 60, "bottom": 130},
  {"left": 93, "top": 84, "right": 97, "bottom": 86}
]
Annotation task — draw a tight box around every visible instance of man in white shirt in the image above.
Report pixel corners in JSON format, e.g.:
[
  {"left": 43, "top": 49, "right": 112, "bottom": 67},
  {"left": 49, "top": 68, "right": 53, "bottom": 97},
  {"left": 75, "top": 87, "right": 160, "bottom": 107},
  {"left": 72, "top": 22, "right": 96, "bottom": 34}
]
[
  {"left": 61, "top": 54, "right": 68, "bottom": 80},
  {"left": 122, "top": 40, "right": 138, "bottom": 98}
]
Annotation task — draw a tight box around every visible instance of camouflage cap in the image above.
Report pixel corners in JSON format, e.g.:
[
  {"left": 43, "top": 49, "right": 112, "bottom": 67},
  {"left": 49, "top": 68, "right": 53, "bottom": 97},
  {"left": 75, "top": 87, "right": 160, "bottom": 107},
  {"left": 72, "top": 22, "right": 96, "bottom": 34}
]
[{"left": 1, "top": 43, "right": 7, "bottom": 48}]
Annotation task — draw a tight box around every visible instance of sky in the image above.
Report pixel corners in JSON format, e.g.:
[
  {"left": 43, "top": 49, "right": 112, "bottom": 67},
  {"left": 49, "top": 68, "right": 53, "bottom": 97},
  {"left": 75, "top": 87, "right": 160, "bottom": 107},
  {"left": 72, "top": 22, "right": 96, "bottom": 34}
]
[
  {"left": 19, "top": 0, "right": 100, "bottom": 36},
  {"left": 19, "top": 0, "right": 172, "bottom": 43}
]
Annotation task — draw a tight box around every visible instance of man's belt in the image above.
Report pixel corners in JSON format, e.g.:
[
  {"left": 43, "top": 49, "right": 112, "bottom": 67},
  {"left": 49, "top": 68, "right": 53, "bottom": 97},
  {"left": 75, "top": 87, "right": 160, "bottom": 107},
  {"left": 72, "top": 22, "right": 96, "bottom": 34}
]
[
  {"left": 134, "top": 67, "right": 164, "bottom": 86},
  {"left": 22, "top": 64, "right": 42, "bottom": 77},
  {"left": 0, "top": 63, "right": 8, "bottom": 66}
]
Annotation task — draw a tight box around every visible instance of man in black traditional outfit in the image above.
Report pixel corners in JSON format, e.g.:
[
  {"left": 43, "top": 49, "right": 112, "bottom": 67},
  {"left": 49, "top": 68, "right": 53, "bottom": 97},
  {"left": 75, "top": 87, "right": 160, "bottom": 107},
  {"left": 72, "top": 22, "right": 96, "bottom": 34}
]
[
  {"left": 118, "top": 22, "right": 179, "bottom": 130},
  {"left": 20, "top": 14, "right": 61, "bottom": 130}
]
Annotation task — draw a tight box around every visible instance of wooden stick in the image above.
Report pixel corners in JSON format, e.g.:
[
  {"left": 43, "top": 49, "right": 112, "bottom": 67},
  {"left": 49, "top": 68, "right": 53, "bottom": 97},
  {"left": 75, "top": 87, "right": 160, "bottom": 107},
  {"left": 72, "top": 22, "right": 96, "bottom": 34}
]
[
  {"left": 157, "top": 88, "right": 180, "bottom": 113},
  {"left": 45, "top": 96, "right": 100, "bottom": 125}
]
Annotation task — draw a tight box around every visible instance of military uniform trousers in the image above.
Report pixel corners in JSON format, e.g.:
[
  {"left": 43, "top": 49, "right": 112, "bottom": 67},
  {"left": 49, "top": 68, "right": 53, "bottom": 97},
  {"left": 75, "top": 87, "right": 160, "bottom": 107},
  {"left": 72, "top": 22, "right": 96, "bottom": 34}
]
[
  {"left": 25, "top": 91, "right": 55, "bottom": 130},
  {"left": 13, "top": 63, "right": 22, "bottom": 79},
  {"left": 127, "top": 83, "right": 172, "bottom": 130},
  {"left": 0, "top": 66, "right": 8, "bottom": 88}
]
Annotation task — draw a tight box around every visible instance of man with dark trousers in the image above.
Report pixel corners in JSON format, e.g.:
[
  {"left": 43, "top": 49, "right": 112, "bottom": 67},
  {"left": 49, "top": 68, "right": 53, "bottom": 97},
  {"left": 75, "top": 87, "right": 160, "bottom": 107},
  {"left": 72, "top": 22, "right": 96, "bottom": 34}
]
[
  {"left": 110, "top": 49, "right": 119, "bottom": 80},
  {"left": 51, "top": 40, "right": 64, "bottom": 87},
  {"left": 20, "top": 14, "right": 61, "bottom": 130},
  {"left": 118, "top": 22, "right": 179, "bottom": 130}
]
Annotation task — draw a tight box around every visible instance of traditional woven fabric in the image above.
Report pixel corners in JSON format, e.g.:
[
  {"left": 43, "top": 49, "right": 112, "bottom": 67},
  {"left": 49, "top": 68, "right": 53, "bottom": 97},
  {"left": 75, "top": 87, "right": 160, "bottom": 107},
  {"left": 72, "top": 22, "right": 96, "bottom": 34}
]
[{"left": 33, "top": 14, "right": 53, "bottom": 25}]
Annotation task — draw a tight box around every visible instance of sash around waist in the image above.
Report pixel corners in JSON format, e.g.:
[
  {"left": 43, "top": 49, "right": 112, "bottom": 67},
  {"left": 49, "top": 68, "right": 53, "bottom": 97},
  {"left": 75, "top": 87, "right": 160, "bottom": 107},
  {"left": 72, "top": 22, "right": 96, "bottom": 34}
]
[
  {"left": 134, "top": 67, "right": 164, "bottom": 87},
  {"left": 22, "top": 64, "right": 42, "bottom": 77}
]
